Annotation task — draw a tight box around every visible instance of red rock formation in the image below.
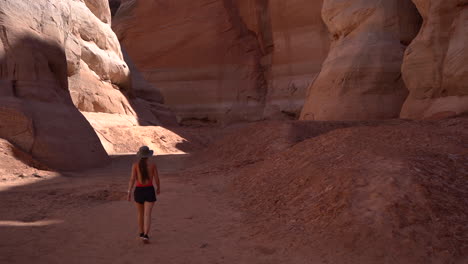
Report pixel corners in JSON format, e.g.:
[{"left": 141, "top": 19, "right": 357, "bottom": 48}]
[
  {"left": 0, "top": 139, "right": 53, "bottom": 181},
  {"left": 237, "top": 0, "right": 330, "bottom": 118},
  {"left": 401, "top": 0, "right": 468, "bottom": 119},
  {"left": 113, "top": 0, "right": 265, "bottom": 123},
  {"left": 300, "top": 0, "right": 422, "bottom": 121},
  {"left": 65, "top": 0, "right": 134, "bottom": 115},
  {"left": 0, "top": 0, "right": 119, "bottom": 170},
  {"left": 113, "top": 0, "right": 329, "bottom": 122}
]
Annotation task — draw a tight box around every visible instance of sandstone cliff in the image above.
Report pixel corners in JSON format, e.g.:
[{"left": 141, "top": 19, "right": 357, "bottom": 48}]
[
  {"left": 300, "top": 0, "right": 422, "bottom": 121},
  {"left": 113, "top": 0, "right": 467, "bottom": 122},
  {"left": 0, "top": 0, "right": 173, "bottom": 170},
  {"left": 0, "top": 0, "right": 110, "bottom": 170},
  {"left": 112, "top": 0, "right": 329, "bottom": 122},
  {"left": 401, "top": 0, "right": 468, "bottom": 119},
  {"left": 113, "top": 0, "right": 266, "bottom": 123},
  {"left": 66, "top": 0, "right": 135, "bottom": 116},
  {"left": 237, "top": 0, "right": 330, "bottom": 119}
]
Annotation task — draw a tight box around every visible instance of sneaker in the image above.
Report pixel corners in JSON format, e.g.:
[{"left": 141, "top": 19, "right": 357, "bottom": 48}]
[
  {"left": 139, "top": 233, "right": 144, "bottom": 239},
  {"left": 143, "top": 234, "right": 149, "bottom": 241}
]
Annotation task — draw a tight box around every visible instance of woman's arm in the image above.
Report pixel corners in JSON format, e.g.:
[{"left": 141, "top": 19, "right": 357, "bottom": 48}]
[
  {"left": 153, "top": 163, "right": 161, "bottom": 195},
  {"left": 127, "top": 163, "right": 137, "bottom": 201}
]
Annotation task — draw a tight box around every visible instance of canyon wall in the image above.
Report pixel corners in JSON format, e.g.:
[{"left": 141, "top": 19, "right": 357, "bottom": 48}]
[
  {"left": 237, "top": 0, "right": 329, "bottom": 118},
  {"left": 401, "top": 0, "right": 468, "bottom": 119},
  {"left": 0, "top": 0, "right": 110, "bottom": 170},
  {"left": 67, "top": 0, "right": 135, "bottom": 116},
  {"left": 113, "top": 0, "right": 266, "bottom": 123},
  {"left": 114, "top": 0, "right": 467, "bottom": 122},
  {"left": 0, "top": 0, "right": 173, "bottom": 170},
  {"left": 300, "top": 0, "right": 422, "bottom": 121},
  {"left": 112, "top": 0, "right": 329, "bottom": 122}
]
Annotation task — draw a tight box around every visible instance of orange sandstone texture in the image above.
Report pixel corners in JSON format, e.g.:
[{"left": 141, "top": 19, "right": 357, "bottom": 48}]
[
  {"left": 0, "top": 0, "right": 110, "bottom": 170},
  {"left": 112, "top": 0, "right": 329, "bottom": 122},
  {"left": 236, "top": 0, "right": 330, "bottom": 118},
  {"left": 113, "top": 0, "right": 265, "bottom": 123},
  {"left": 300, "top": 0, "right": 422, "bottom": 121},
  {"left": 400, "top": 0, "right": 468, "bottom": 119},
  {"left": 0, "top": 0, "right": 173, "bottom": 169},
  {"left": 112, "top": 0, "right": 468, "bottom": 122}
]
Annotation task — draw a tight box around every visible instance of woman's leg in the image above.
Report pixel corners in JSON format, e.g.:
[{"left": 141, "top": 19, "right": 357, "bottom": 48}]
[
  {"left": 143, "top": 202, "right": 155, "bottom": 235},
  {"left": 135, "top": 202, "right": 145, "bottom": 234}
]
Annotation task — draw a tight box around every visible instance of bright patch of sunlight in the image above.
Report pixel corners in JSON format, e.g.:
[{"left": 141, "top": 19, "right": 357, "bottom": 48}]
[
  {"left": 0, "top": 219, "right": 63, "bottom": 227},
  {"left": 0, "top": 173, "right": 61, "bottom": 192}
]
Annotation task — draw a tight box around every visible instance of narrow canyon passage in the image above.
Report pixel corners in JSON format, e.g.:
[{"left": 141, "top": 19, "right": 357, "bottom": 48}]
[
  {"left": 0, "top": 154, "right": 303, "bottom": 264},
  {"left": 0, "top": 1, "right": 467, "bottom": 263}
]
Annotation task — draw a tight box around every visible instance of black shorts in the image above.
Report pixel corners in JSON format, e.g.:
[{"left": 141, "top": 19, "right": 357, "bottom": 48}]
[{"left": 134, "top": 186, "right": 157, "bottom": 204}]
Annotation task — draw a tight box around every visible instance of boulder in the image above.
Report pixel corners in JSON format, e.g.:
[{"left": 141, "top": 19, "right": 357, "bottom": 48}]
[
  {"left": 300, "top": 0, "right": 422, "bottom": 121},
  {"left": 0, "top": 0, "right": 111, "bottom": 170},
  {"left": 401, "top": 0, "right": 468, "bottom": 119}
]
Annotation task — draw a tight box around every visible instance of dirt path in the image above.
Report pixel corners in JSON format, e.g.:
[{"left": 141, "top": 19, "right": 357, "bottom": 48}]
[{"left": 0, "top": 154, "right": 297, "bottom": 264}]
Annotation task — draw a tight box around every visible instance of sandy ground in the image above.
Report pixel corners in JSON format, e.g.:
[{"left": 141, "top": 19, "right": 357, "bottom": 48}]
[
  {"left": 0, "top": 154, "right": 304, "bottom": 264},
  {"left": 0, "top": 117, "right": 467, "bottom": 264}
]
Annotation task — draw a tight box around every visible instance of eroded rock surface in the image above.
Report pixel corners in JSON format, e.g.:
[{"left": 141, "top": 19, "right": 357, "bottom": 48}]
[
  {"left": 113, "top": 0, "right": 330, "bottom": 122},
  {"left": 237, "top": 0, "right": 330, "bottom": 119},
  {"left": 113, "top": 0, "right": 266, "bottom": 123},
  {"left": 65, "top": 0, "right": 134, "bottom": 115},
  {"left": 401, "top": 0, "right": 468, "bottom": 119},
  {"left": 300, "top": 0, "right": 422, "bottom": 121},
  {"left": 0, "top": 0, "right": 118, "bottom": 169}
]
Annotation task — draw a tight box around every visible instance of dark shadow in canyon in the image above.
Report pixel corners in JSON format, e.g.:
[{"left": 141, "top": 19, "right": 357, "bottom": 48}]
[
  {"left": 109, "top": 0, "right": 122, "bottom": 16},
  {"left": 255, "top": 0, "right": 274, "bottom": 55},
  {"left": 0, "top": 153, "right": 189, "bottom": 225},
  {"left": 0, "top": 35, "right": 109, "bottom": 170}
]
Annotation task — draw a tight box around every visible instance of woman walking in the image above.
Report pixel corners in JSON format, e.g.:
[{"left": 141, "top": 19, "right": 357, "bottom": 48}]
[{"left": 127, "top": 146, "right": 161, "bottom": 242}]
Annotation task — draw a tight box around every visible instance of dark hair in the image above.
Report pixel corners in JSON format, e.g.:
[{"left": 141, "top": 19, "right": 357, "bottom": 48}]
[{"left": 138, "top": 158, "right": 149, "bottom": 184}]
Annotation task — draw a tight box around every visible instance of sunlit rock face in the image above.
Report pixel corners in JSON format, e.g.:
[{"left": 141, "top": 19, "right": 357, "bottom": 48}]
[
  {"left": 400, "top": 0, "right": 468, "bottom": 119},
  {"left": 300, "top": 0, "right": 422, "bottom": 121},
  {"left": 0, "top": 0, "right": 111, "bottom": 170},
  {"left": 112, "top": 0, "right": 329, "bottom": 123},
  {"left": 65, "top": 0, "right": 134, "bottom": 115}
]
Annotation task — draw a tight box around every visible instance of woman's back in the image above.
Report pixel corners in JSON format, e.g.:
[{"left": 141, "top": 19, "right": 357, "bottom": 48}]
[
  {"left": 128, "top": 146, "right": 160, "bottom": 242},
  {"left": 135, "top": 160, "right": 154, "bottom": 186}
]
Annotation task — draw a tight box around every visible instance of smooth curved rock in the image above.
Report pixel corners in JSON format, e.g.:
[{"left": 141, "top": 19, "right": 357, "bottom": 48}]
[
  {"left": 113, "top": 0, "right": 330, "bottom": 122},
  {"left": 113, "top": 0, "right": 266, "bottom": 123},
  {"left": 401, "top": 0, "right": 468, "bottom": 119},
  {"left": 300, "top": 0, "right": 421, "bottom": 121},
  {"left": 0, "top": 0, "right": 110, "bottom": 170},
  {"left": 66, "top": 0, "right": 133, "bottom": 115}
]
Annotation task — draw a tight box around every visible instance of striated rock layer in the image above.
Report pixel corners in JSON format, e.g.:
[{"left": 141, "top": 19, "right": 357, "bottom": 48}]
[
  {"left": 113, "top": 0, "right": 266, "bottom": 123},
  {"left": 112, "top": 0, "right": 329, "bottom": 122},
  {"left": 237, "top": 0, "right": 329, "bottom": 119},
  {"left": 300, "top": 0, "right": 422, "bottom": 121},
  {"left": 401, "top": 0, "right": 468, "bottom": 119}
]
